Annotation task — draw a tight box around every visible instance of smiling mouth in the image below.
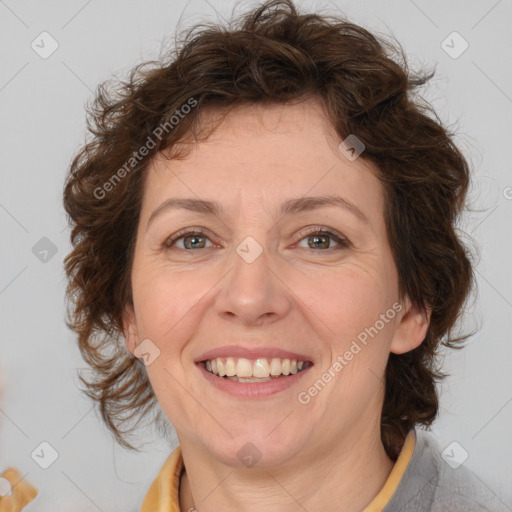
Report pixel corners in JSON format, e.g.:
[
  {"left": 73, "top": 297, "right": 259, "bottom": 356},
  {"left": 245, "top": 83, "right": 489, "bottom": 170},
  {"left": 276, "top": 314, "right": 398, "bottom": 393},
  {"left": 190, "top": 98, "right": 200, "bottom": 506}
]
[{"left": 200, "top": 356, "right": 313, "bottom": 382}]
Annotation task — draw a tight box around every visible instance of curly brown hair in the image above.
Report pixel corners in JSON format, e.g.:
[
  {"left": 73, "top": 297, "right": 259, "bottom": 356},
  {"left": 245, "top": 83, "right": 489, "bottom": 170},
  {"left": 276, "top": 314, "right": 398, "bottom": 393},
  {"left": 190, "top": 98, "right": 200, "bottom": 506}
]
[{"left": 62, "top": 0, "right": 473, "bottom": 458}]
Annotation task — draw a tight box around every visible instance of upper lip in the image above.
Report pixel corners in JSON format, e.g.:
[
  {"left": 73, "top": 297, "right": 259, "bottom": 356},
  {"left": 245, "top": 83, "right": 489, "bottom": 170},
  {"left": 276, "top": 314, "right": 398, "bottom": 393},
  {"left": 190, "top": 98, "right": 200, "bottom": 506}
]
[{"left": 194, "top": 345, "right": 314, "bottom": 363}]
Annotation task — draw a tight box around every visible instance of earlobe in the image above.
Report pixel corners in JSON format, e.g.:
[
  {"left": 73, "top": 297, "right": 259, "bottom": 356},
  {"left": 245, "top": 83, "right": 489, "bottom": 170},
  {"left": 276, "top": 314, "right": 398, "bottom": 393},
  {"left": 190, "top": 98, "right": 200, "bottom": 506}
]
[
  {"left": 122, "top": 303, "right": 139, "bottom": 356},
  {"left": 390, "top": 296, "right": 430, "bottom": 355}
]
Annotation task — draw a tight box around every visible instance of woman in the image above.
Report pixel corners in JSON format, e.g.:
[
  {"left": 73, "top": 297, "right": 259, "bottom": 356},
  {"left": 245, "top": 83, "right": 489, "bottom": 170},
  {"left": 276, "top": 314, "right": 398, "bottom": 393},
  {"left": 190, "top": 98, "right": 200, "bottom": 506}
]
[{"left": 62, "top": 0, "right": 508, "bottom": 510}]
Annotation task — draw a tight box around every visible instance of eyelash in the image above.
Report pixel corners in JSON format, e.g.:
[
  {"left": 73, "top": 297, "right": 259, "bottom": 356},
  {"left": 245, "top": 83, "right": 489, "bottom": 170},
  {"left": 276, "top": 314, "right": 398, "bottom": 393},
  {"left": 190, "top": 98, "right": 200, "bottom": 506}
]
[{"left": 162, "top": 225, "right": 350, "bottom": 252}]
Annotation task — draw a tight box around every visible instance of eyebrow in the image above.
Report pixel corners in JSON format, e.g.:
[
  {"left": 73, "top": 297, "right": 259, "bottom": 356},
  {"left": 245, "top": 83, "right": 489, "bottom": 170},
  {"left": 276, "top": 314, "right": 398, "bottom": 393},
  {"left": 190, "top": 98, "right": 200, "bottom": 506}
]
[{"left": 146, "top": 194, "right": 370, "bottom": 230}]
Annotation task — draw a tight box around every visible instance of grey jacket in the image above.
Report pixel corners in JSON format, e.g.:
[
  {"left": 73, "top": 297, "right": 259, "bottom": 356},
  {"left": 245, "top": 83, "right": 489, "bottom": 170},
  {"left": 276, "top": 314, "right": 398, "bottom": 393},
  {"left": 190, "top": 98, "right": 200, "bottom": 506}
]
[{"left": 383, "top": 428, "right": 511, "bottom": 511}]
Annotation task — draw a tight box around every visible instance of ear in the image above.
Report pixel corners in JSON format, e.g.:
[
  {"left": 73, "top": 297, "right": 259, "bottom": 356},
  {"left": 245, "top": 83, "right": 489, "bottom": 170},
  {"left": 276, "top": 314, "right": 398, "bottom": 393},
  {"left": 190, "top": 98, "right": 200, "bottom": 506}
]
[
  {"left": 122, "top": 302, "right": 139, "bottom": 357},
  {"left": 390, "top": 296, "right": 430, "bottom": 355}
]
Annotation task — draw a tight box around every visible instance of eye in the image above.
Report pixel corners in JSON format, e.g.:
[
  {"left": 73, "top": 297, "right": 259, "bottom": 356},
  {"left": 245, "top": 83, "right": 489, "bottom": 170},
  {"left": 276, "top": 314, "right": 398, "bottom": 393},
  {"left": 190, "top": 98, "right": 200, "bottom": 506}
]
[
  {"left": 163, "top": 229, "right": 214, "bottom": 250},
  {"left": 295, "top": 226, "right": 350, "bottom": 251},
  {"left": 162, "top": 226, "right": 350, "bottom": 252}
]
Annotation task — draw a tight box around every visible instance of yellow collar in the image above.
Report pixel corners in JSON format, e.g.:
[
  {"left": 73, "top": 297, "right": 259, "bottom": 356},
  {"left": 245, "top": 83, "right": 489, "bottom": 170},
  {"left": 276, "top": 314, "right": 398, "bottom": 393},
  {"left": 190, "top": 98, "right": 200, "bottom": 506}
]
[
  {"left": 362, "top": 430, "right": 416, "bottom": 511},
  {"left": 0, "top": 467, "right": 38, "bottom": 511}
]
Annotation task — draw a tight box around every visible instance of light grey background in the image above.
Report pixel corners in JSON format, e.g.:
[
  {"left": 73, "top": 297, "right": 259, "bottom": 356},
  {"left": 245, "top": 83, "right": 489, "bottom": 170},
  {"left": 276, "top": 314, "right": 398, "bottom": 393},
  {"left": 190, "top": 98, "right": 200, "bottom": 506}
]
[{"left": 0, "top": 0, "right": 511, "bottom": 510}]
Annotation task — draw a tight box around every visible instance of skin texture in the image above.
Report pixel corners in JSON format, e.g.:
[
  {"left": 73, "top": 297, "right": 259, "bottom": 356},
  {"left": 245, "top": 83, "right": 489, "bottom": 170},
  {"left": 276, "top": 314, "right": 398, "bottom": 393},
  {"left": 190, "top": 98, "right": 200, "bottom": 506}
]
[{"left": 123, "top": 98, "right": 429, "bottom": 511}]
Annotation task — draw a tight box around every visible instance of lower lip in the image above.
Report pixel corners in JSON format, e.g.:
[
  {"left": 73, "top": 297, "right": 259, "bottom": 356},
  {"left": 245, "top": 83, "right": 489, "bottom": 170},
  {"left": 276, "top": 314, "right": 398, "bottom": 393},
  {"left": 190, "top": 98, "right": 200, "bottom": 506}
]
[{"left": 196, "top": 362, "right": 313, "bottom": 398}]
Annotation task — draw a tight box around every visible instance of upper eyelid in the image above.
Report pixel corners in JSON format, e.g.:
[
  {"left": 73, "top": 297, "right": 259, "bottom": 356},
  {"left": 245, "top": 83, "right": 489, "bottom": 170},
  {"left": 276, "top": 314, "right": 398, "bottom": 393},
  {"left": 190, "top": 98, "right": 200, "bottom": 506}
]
[
  {"left": 164, "top": 225, "right": 350, "bottom": 248},
  {"left": 167, "top": 226, "right": 343, "bottom": 240}
]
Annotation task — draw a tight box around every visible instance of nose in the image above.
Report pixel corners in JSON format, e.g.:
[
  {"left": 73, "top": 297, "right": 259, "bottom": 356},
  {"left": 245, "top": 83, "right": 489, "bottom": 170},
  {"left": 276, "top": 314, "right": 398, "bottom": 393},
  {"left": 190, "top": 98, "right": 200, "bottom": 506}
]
[{"left": 214, "top": 239, "right": 292, "bottom": 327}]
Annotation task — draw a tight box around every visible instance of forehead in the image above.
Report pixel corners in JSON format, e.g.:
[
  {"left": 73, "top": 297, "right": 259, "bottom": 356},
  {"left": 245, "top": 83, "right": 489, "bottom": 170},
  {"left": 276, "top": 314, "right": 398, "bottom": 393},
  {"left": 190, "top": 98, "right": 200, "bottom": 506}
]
[{"left": 142, "top": 99, "right": 383, "bottom": 224}]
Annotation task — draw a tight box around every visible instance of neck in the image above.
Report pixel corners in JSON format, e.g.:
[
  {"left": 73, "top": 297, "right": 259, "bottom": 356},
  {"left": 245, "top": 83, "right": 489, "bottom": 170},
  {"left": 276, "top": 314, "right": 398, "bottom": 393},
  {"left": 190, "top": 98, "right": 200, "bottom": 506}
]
[{"left": 178, "top": 427, "right": 395, "bottom": 512}]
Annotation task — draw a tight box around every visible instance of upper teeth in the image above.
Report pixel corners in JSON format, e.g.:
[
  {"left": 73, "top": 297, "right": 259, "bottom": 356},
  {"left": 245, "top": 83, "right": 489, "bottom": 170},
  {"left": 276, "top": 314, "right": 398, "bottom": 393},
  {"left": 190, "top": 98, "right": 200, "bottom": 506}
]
[{"left": 204, "top": 357, "right": 306, "bottom": 378}]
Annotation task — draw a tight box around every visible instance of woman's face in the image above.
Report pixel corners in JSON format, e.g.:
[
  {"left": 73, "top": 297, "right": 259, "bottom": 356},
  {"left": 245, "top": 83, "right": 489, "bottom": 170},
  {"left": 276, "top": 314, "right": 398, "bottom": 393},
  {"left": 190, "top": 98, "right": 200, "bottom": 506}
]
[{"left": 123, "top": 99, "right": 428, "bottom": 467}]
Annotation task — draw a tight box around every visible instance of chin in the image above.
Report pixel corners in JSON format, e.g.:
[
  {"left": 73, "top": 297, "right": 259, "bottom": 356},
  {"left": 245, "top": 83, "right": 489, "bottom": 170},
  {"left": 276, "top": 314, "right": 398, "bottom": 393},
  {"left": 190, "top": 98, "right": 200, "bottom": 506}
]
[{"left": 203, "top": 430, "right": 306, "bottom": 469}]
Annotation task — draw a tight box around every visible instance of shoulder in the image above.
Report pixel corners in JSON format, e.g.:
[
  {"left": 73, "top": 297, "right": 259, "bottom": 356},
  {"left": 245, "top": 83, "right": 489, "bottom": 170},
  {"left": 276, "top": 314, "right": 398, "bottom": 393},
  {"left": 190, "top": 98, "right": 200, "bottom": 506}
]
[{"left": 383, "top": 428, "right": 511, "bottom": 512}]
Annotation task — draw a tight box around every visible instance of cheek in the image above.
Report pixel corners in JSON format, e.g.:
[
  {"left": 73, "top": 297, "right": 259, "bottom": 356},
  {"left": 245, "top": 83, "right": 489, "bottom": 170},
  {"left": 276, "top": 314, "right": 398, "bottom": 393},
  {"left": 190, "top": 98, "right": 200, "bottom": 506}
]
[
  {"left": 292, "top": 258, "right": 399, "bottom": 366},
  {"left": 132, "top": 261, "right": 207, "bottom": 345},
  {"left": 131, "top": 263, "right": 207, "bottom": 426}
]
